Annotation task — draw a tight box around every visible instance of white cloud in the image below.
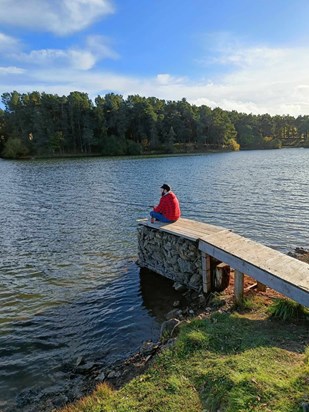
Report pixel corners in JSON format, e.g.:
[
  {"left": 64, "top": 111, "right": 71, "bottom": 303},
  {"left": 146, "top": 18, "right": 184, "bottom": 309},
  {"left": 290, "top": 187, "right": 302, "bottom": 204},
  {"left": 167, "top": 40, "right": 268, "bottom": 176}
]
[
  {"left": 143, "top": 45, "right": 309, "bottom": 115},
  {"left": 0, "top": 32, "right": 20, "bottom": 51},
  {"left": 156, "top": 74, "right": 187, "bottom": 86},
  {"left": 0, "top": 0, "right": 115, "bottom": 35},
  {"left": 209, "top": 46, "right": 309, "bottom": 114},
  {"left": 15, "top": 48, "right": 97, "bottom": 70},
  {"left": 2, "top": 37, "right": 309, "bottom": 116},
  {"left": 156, "top": 74, "right": 174, "bottom": 85},
  {"left": 11, "top": 34, "right": 118, "bottom": 71},
  {"left": 69, "top": 50, "right": 97, "bottom": 70},
  {"left": 16, "top": 49, "right": 67, "bottom": 64},
  {"left": 0, "top": 66, "right": 25, "bottom": 74},
  {"left": 86, "top": 35, "right": 119, "bottom": 60},
  {"left": 212, "top": 46, "right": 287, "bottom": 69}
]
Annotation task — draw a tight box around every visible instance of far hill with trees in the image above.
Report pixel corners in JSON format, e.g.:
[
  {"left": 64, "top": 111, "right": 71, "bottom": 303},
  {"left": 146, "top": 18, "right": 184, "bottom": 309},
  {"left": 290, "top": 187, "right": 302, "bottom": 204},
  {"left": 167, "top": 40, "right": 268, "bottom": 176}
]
[{"left": 1, "top": 91, "right": 309, "bottom": 159}]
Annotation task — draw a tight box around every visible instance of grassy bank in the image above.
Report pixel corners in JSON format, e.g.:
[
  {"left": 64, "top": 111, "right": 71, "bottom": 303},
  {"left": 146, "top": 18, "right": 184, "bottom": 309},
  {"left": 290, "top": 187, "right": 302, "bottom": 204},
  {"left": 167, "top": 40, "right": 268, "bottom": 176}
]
[{"left": 60, "top": 294, "right": 308, "bottom": 412}]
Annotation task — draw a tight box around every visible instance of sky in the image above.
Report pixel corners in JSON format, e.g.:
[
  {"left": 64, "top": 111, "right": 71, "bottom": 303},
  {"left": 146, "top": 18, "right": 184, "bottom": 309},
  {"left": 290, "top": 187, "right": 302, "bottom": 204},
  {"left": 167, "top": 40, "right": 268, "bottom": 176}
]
[{"left": 1, "top": 0, "right": 309, "bottom": 115}]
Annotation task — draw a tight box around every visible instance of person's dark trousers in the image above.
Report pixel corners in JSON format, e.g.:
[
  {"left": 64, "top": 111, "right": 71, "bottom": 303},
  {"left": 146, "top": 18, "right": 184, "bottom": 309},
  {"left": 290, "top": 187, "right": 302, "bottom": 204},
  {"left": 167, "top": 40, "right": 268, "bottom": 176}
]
[{"left": 150, "top": 211, "right": 175, "bottom": 223}]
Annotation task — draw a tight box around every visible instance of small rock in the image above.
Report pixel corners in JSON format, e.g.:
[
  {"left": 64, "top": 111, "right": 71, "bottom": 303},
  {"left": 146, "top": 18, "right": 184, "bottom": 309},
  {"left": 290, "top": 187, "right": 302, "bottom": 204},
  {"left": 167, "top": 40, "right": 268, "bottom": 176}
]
[
  {"left": 144, "top": 355, "right": 152, "bottom": 363},
  {"left": 140, "top": 341, "right": 157, "bottom": 355},
  {"left": 75, "top": 362, "right": 95, "bottom": 373},
  {"left": 75, "top": 356, "right": 83, "bottom": 367},
  {"left": 107, "top": 370, "right": 121, "bottom": 379},
  {"left": 95, "top": 372, "right": 106, "bottom": 381},
  {"left": 198, "top": 294, "right": 207, "bottom": 306},
  {"left": 295, "top": 247, "right": 307, "bottom": 255},
  {"left": 53, "top": 394, "right": 69, "bottom": 408},
  {"left": 160, "top": 318, "right": 181, "bottom": 340},
  {"left": 173, "top": 300, "right": 180, "bottom": 307},
  {"left": 166, "top": 308, "right": 182, "bottom": 320},
  {"left": 173, "top": 282, "right": 186, "bottom": 292},
  {"left": 189, "top": 273, "right": 201, "bottom": 288},
  {"left": 160, "top": 338, "right": 176, "bottom": 351},
  {"left": 41, "top": 384, "right": 64, "bottom": 396}
]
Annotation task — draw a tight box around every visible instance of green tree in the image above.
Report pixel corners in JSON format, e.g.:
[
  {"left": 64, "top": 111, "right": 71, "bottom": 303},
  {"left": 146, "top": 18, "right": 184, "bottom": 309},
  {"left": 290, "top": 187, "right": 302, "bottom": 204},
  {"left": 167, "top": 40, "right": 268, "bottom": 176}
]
[
  {"left": 2, "top": 137, "right": 29, "bottom": 159},
  {"left": 209, "top": 108, "right": 237, "bottom": 147},
  {"left": 196, "top": 105, "right": 212, "bottom": 147},
  {"left": 165, "top": 126, "right": 176, "bottom": 153},
  {"left": 67, "top": 91, "right": 93, "bottom": 153},
  {"left": 0, "top": 109, "right": 8, "bottom": 153}
]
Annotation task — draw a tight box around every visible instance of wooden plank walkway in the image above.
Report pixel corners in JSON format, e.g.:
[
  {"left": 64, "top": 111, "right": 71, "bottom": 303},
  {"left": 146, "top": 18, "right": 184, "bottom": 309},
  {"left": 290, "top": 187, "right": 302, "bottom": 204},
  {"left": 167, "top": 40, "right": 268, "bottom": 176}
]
[
  {"left": 138, "top": 218, "right": 309, "bottom": 307},
  {"left": 138, "top": 217, "right": 228, "bottom": 241}
]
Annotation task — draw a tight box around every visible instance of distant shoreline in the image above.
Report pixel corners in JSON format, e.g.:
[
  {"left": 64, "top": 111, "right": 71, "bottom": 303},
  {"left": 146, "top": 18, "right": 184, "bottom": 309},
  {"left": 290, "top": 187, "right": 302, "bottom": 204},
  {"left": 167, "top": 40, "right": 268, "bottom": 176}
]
[{"left": 2, "top": 145, "right": 308, "bottom": 161}]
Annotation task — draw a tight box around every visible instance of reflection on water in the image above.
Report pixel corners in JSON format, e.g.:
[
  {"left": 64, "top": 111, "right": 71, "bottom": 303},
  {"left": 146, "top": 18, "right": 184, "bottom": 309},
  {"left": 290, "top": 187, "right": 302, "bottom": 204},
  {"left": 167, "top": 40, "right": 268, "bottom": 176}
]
[
  {"left": 0, "top": 149, "right": 308, "bottom": 410},
  {"left": 139, "top": 268, "right": 186, "bottom": 321}
]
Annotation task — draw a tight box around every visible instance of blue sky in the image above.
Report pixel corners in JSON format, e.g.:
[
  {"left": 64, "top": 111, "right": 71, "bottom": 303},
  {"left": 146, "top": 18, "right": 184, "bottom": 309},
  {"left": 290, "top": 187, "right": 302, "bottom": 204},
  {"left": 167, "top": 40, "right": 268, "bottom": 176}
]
[{"left": 1, "top": 0, "right": 309, "bottom": 115}]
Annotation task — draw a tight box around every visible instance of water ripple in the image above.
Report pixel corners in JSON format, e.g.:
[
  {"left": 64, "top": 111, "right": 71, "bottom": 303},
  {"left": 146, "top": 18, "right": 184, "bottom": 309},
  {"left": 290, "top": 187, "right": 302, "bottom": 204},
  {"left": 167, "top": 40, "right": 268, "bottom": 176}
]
[{"left": 0, "top": 149, "right": 308, "bottom": 410}]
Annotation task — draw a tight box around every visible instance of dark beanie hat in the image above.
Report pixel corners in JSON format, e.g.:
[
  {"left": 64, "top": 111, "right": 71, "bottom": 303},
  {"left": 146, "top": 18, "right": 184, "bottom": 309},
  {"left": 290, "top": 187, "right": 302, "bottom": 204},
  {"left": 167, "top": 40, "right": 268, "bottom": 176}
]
[{"left": 161, "top": 183, "right": 171, "bottom": 191}]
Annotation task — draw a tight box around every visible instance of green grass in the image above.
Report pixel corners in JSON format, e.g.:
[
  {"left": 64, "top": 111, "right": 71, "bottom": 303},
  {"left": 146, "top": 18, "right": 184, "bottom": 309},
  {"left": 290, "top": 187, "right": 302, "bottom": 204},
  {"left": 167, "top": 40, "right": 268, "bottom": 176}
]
[
  {"left": 268, "top": 298, "right": 309, "bottom": 321},
  {"left": 61, "top": 299, "right": 309, "bottom": 412}
]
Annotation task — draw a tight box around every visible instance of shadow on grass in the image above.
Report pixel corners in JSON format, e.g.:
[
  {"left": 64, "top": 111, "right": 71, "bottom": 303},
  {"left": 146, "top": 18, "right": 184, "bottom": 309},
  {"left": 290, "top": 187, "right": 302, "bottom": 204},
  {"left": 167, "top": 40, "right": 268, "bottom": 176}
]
[
  {"left": 177, "top": 311, "right": 308, "bottom": 356},
  {"left": 164, "top": 312, "right": 309, "bottom": 412}
]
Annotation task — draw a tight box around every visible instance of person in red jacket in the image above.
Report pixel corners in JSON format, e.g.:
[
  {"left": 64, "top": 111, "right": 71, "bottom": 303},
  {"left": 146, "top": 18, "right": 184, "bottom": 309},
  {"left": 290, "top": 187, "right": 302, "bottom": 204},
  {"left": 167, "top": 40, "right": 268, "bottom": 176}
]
[{"left": 150, "top": 184, "right": 181, "bottom": 223}]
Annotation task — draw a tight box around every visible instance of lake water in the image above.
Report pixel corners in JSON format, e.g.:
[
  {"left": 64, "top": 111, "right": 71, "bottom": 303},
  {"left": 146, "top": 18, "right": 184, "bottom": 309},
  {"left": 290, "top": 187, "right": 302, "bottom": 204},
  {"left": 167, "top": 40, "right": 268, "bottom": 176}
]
[{"left": 0, "top": 148, "right": 308, "bottom": 410}]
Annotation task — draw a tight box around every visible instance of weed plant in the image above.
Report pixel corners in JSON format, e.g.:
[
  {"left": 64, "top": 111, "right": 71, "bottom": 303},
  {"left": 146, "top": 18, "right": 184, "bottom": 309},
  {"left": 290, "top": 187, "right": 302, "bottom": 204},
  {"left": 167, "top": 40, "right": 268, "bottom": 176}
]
[{"left": 268, "top": 298, "right": 309, "bottom": 321}]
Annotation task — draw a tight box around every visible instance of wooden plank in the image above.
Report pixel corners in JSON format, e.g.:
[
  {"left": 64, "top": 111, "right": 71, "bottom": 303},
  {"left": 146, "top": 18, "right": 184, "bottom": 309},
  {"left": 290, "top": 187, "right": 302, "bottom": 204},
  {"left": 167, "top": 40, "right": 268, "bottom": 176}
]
[
  {"left": 167, "top": 224, "right": 226, "bottom": 238},
  {"left": 162, "top": 225, "right": 227, "bottom": 242},
  {"left": 160, "top": 224, "right": 227, "bottom": 240},
  {"left": 199, "top": 237, "right": 309, "bottom": 291},
  {"left": 199, "top": 231, "right": 309, "bottom": 286},
  {"left": 200, "top": 232, "right": 272, "bottom": 258},
  {"left": 138, "top": 218, "right": 228, "bottom": 239},
  {"left": 138, "top": 218, "right": 229, "bottom": 242},
  {"left": 173, "top": 218, "right": 227, "bottom": 233}
]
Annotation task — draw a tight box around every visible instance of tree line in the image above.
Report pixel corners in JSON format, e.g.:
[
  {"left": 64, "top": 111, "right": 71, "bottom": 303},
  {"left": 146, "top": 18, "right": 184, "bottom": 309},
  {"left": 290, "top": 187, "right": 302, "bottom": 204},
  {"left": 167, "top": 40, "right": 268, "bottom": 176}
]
[{"left": 1, "top": 90, "right": 309, "bottom": 158}]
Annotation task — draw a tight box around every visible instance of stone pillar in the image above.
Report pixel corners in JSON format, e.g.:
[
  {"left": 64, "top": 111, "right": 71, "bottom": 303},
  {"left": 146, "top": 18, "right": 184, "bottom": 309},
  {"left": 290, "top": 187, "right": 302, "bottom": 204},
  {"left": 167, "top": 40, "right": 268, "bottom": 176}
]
[{"left": 137, "top": 225, "right": 203, "bottom": 291}]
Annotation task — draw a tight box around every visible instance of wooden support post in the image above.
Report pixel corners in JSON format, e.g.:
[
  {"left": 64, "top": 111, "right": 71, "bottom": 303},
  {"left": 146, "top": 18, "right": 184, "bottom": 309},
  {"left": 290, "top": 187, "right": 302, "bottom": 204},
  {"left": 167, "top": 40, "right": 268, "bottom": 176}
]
[
  {"left": 215, "top": 262, "right": 230, "bottom": 291},
  {"left": 201, "top": 252, "right": 212, "bottom": 293},
  {"left": 234, "top": 270, "right": 244, "bottom": 304}
]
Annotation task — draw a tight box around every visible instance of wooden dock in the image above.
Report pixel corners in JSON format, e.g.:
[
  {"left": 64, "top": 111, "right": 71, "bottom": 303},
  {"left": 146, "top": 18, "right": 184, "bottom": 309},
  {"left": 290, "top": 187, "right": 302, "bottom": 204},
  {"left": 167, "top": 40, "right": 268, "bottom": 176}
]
[{"left": 138, "top": 218, "right": 309, "bottom": 307}]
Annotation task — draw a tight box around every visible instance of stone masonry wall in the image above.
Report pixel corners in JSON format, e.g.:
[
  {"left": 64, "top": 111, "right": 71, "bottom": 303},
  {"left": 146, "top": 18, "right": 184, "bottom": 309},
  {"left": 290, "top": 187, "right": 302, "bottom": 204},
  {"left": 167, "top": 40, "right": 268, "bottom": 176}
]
[{"left": 137, "top": 225, "right": 203, "bottom": 291}]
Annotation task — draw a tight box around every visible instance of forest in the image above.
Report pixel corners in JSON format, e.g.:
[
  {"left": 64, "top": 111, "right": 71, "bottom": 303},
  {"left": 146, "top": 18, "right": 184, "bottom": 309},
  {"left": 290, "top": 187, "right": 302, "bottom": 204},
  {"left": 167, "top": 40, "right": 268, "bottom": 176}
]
[{"left": 1, "top": 90, "right": 309, "bottom": 158}]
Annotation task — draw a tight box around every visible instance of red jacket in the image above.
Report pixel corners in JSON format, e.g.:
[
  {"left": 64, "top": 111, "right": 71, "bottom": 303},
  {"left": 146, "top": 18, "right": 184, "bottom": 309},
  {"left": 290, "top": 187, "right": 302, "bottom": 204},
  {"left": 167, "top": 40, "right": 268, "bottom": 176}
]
[{"left": 154, "top": 191, "right": 181, "bottom": 221}]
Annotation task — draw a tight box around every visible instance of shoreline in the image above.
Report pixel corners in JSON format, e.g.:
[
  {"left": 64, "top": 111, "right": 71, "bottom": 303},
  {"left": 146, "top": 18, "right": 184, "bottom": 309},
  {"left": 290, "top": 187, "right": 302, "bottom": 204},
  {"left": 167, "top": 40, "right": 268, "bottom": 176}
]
[
  {"left": 2, "top": 145, "right": 308, "bottom": 162},
  {"left": 0, "top": 149, "right": 232, "bottom": 162},
  {"left": 288, "top": 247, "right": 309, "bottom": 264},
  {"left": 13, "top": 247, "right": 309, "bottom": 411}
]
